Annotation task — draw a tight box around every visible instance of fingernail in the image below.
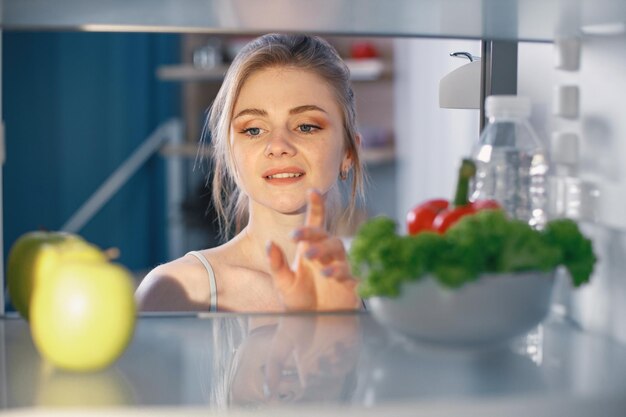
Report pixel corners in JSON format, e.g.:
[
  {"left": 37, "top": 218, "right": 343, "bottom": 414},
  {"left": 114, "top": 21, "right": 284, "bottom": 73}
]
[
  {"left": 305, "top": 247, "right": 318, "bottom": 258},
  {"left": 266, "top": 241, "right": 274, "bottom": 255}
]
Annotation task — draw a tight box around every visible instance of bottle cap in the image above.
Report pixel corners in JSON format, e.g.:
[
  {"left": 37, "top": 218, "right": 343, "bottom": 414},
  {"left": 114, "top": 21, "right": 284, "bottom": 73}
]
[{"left": 485, "top": 95, "right": 531, "bottom": 118}]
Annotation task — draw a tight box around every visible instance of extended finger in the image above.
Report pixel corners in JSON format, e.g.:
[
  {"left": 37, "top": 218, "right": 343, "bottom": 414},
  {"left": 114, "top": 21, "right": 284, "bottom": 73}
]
[
  {"left": 304, "top": 189, "right": 325, "bottom": 229},
  {"left": 304, "top": 238, "right": 347, "bottom": 264},
  {"left": 266, "top": 241, "right": 296, "bottom": 293},
  {"left": 273, "top": 245, "right": 317, "bottom": 311}
]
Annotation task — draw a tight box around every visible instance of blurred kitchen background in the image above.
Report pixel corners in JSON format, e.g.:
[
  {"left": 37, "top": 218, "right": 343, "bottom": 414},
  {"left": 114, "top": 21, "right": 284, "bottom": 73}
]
[
  {"left": 5, "top": 32, "right": 626, "bottom": 345},
  {"left": 3, "top": 33, "right": 401, "bottom": 276}
]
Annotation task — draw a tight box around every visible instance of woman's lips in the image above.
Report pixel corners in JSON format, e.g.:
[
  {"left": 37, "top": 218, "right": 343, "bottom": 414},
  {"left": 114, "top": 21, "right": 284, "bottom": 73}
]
[{"left": 262, "top": 167, "right": 305, "bottom": 185}]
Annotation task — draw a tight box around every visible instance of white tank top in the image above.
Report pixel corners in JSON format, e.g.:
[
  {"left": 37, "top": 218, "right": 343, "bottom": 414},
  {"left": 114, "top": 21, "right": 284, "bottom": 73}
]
[{"left": 186, "top": 251, "right": 218, "bottom": 312}]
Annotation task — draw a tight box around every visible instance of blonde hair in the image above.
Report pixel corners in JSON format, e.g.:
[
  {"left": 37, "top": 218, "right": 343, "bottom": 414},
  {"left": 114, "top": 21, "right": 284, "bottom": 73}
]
[{"left": 203, "top": 34, "right": 364, "bottom": 239}]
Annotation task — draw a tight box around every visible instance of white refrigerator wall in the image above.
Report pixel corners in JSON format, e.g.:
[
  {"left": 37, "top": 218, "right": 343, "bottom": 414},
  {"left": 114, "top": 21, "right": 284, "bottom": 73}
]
[
  {"left": 393, "top": 38, "right": 480, "bottom": 227},
  {"left": 518, "top": 36, "right": 626, "bottom": 345},
  {"left": 394, "top": 35, "right": 626, "bottom": 345}
]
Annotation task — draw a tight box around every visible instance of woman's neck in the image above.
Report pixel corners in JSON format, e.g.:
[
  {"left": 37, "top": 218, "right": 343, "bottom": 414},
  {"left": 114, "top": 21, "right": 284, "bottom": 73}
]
[{"left": 239, "top": 206, "right": 307, "bottom": 269}]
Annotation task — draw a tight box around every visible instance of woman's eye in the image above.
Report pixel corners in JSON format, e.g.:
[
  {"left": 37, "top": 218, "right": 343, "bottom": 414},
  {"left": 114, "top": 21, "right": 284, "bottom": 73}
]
[
  {"left": 242, "top": 127, "right": 262, "bottom": 137},
  {"left": 297, "top": 124, "right": 320, "bottom": 134}
]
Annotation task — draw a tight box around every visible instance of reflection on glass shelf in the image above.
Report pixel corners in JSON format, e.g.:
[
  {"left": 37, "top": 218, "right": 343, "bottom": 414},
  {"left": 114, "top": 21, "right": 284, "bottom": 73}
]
[{"left": 3, "top": 312, "right": 626, "bottom": 414}]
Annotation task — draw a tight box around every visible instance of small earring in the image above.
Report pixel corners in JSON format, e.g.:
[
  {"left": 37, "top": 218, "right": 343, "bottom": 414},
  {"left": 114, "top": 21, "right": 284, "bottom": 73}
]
[{"left": 339, "top": 170, "right": 348, "bottom": 181}]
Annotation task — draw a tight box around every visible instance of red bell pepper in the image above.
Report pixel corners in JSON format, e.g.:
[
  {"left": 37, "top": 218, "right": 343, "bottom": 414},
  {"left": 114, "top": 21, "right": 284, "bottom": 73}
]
[
  {"left": 406, "top": 198, "right": 449, "bottom": 235},
  {"left": 406, "top": 159, "right": 500, "bottom": 235}
]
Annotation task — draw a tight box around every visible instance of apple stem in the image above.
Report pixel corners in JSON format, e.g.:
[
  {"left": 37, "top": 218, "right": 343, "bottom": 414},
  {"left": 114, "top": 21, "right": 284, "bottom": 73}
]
[{"left": 104, "top": 247, "right": 120, "bottom": 260}]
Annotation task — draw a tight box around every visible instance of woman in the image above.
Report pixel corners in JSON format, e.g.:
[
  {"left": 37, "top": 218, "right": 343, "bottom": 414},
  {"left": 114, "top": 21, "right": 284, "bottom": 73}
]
[{"left": 135, "top": 34, "right": 365, "bottom": 312}]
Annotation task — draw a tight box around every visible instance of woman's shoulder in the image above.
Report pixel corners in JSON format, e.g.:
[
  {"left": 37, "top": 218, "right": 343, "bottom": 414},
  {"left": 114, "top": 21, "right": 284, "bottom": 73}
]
[{"left": 135, "top": 252, "right": 217, "bottom": 312}]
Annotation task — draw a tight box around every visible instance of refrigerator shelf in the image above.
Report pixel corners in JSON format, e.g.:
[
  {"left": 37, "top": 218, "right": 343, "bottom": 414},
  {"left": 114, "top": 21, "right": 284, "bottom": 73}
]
[{"left": 2, "top": 0, "right": 625, "bottom": 42}]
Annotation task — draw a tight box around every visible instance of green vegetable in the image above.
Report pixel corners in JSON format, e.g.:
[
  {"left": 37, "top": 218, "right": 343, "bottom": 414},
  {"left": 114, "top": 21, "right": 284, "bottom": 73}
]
[
  {"left": 542, "top": 219, "right": 597, "bottom": 286},
  {"left": 350, "top": 216, "right": 450, "bottom": 297},
  {"left": 349, "top": 216, "right": 396, "bottom": 280},
  {"left": 445, "top": 210, "right": 562, "bottom": 274},
  {"left": 350, "top": 210, "right": 597, "bottom": 298}
]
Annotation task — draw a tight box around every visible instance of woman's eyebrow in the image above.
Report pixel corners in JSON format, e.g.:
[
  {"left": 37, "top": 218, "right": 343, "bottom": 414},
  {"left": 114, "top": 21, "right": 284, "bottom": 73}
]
[
  {"left": 232, "top": 105, "right": 327, "bottom": 120},
  {"left": 289, "top": 105, "right": 327, "bottom": 115},
  {"left": 233, "top": 108, "right": 267, "bottom": 120}
]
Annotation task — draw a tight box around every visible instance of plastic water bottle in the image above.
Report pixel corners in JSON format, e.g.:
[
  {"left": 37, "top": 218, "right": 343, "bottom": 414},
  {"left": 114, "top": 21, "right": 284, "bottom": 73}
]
[{"left": 471, "top": 96, "right": 549, "bottom": 229}]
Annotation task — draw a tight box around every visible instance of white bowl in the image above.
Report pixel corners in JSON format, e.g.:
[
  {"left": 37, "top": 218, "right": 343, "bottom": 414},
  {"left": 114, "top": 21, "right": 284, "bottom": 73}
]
[{"left": 368, "top": 271, "right": 555, "bottom": 348}]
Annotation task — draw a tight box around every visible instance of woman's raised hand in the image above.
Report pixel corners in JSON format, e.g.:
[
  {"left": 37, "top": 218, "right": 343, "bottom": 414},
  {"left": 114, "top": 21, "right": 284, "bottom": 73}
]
[{"left": 267, "top": 189, "right": 361, "bottom": 311}]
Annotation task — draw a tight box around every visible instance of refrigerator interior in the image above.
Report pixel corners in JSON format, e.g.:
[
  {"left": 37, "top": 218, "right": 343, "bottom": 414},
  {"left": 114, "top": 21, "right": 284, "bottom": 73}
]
[
  {"left": 3, "top": 3, "right": 626, "bottom": 332},
  {"left": 393, "top": 35, "right": 626, "bottom": 345}
]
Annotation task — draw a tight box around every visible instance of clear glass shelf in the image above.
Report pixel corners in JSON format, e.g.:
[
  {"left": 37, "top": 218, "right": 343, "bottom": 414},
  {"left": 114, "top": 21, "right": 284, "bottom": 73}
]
[
  {"left": 3, "top": 311, "right": 626, "bottom": 415},
  {"left": 2, "top": 0, "right": 625, "bottom": 42}
]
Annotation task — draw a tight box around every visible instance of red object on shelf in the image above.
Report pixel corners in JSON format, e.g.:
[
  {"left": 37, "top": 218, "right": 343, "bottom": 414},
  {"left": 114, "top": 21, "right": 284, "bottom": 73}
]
[
  {"left": 407, "top": 198, "right": 501, "bottom": 234},
  {"left": 351, "top": 41, "right": 379, "bottom": 59}
]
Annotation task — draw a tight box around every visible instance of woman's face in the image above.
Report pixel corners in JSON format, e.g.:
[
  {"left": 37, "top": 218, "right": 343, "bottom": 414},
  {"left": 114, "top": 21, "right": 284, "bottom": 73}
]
[{"left": 230, "top": 66, "right": 349, "bottom": 215}]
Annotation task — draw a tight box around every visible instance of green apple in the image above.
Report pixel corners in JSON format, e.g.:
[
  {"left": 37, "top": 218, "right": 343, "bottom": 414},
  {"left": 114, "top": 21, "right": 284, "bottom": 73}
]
[
  {"left": 30, "top": 259, "right": 136, "bottom": 372},
  {"left": 7, "top": 231, "right": 106, "bottom": 320}
]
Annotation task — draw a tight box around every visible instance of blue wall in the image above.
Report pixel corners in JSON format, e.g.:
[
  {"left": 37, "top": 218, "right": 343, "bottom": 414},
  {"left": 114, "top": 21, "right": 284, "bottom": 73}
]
[{"left": 3, "top": 32, "right": 181, "bottom": 275}]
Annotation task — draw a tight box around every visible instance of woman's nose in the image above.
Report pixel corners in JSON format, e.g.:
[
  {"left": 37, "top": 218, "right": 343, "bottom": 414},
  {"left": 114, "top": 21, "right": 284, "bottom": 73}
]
[{"left": 264, "top": 130, "right": 296, "bottom": 158}]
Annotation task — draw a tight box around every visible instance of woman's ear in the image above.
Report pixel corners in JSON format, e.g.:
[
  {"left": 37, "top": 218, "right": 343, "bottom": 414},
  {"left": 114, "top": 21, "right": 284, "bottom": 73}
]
[
  {"left": 342, "top": 133, "right": 361, "bottom": 172},
  {"left": 340, "top": 157, "right": 352, "bottom": 176},
  {"left": 355, "top": 132, "right": 362, "bottom": 148}
]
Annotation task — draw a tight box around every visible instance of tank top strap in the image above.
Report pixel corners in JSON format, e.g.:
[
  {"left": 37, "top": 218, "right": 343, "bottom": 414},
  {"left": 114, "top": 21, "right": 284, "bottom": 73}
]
[{"left": 186, "top": 251, "right": 218, "bottom": 312}]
